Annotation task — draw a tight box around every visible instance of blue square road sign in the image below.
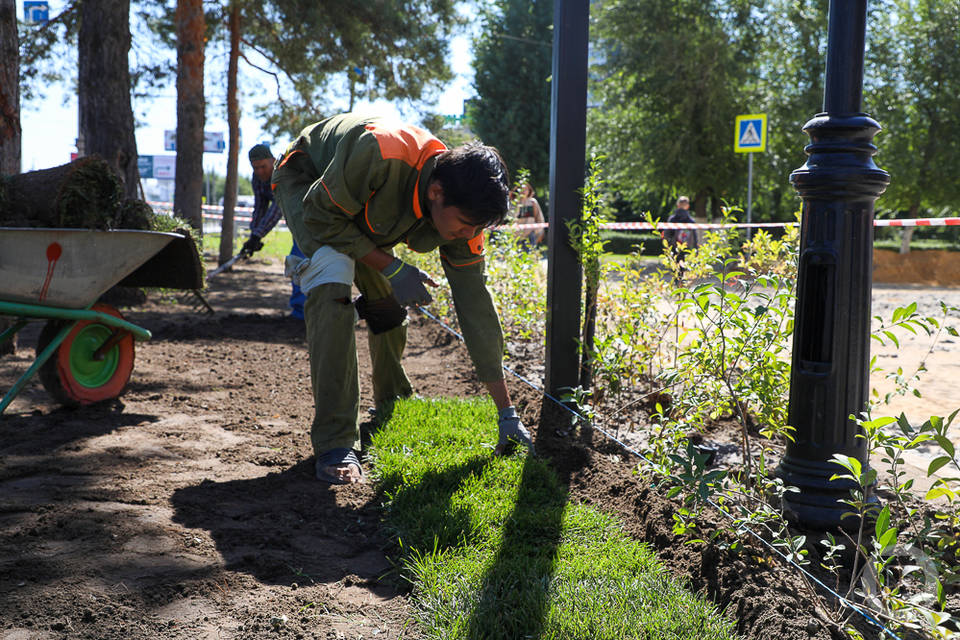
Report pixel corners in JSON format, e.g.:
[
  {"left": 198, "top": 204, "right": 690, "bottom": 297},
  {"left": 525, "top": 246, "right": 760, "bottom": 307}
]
[{"left": 734, "top": 114, "right": 767, "bottom": 153}]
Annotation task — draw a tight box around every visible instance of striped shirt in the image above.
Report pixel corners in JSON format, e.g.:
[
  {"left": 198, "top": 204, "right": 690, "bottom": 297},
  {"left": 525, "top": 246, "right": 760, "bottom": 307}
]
[{"left": 250, "top": 173, "right": 283, "bottom": 238}]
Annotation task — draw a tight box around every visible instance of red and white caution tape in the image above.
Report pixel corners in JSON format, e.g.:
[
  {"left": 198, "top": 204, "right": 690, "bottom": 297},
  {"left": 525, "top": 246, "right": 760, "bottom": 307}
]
[
  {"left": 149, "top": 200, "right": 958, "bottom": 232},
  {"left": 499, "top": 221, "right": 796, "bottom": 230},
  {"left": 875, "top": 217, "right": 960, "bottom": 227},
  {"left": 500, "top": 217, "right": 960, "bottom": 231}
]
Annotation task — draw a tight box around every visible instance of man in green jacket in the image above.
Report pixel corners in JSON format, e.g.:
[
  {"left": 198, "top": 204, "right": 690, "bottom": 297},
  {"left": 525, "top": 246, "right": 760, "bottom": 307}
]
[{"left": 272, "top": 112, "right": 533, "bottom": 484}]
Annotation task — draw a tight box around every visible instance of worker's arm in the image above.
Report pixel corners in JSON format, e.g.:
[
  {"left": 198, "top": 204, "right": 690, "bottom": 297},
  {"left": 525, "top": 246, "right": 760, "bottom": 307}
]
[{"left": 485, "top": 379, "right": 511, "bottom": 410}]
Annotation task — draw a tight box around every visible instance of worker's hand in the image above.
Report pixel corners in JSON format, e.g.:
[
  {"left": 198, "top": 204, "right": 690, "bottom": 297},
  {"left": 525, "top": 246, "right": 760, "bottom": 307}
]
[
  {"left": 496, "top": 406, "right": 534, "bottom": 455},
  {"left": 381, "top": 258, "right": 437, "bottom": 307},
  {"left": 241, "top": 234, "right": 263, "bottom": 257}
]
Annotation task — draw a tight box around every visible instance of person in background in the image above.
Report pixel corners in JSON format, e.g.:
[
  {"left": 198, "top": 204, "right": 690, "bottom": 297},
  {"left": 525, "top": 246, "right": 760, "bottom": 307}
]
[
  {"left": 662, "top": 195, "right": 699, "bottom": 281},
  {"left": 510, "top": 182, "right": 545, "bottom": 248},
  {"left": 245, "top": 143, "right": 306, "bottom": 319},
  {"left": 271, "top": 113, "right": 534, "bottom": 485}
]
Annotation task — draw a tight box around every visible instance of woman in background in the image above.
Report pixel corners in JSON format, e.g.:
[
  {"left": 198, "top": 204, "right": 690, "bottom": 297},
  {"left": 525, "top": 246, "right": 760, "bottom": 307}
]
[{"left": 511, "top": 182, "right": 545, "bottom": 248}]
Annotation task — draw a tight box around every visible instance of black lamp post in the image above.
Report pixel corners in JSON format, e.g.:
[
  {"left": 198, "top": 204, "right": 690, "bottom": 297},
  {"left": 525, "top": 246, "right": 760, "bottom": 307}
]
[{"left": 776, "top": 0, "right": 890, "bottom": 528}]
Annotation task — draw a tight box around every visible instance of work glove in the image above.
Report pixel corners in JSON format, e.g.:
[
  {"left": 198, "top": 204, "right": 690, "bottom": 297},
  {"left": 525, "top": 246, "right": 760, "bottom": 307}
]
[
  {"left": 496, "top": 406, "right": 535, "bottom": 455},
  {"left": 241, "top": 234, "right": 263, "bottom": 257},
  {"left": 354, "top": 294, "right": 407, "bottom": 335},
  {"left": 381, "top": 258, "right": 433, "bottom": 307}
]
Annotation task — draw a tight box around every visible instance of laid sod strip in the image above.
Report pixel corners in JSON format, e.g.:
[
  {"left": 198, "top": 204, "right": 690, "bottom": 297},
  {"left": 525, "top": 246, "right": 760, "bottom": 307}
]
[{"left": 369, "top": 397, "right": 739, "bottom": 640}]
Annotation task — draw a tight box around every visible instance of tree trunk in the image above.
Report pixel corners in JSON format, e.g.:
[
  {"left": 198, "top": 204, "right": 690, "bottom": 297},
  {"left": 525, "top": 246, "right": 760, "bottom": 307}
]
[
  {"left": 219, "top": 2, "right": 241, "bottom": 265},
  {"left": 78, "top": 0, "right": 139, "bottom": 200},
  {"left": 692, "top": 189, "right": 709, "bottom": 221},
  {"left": 0, "top": 0, "right": 20, "bottom": 176},
  {"left": 899, "top": 203, "right": 920, "bottom": 254},
  {"left": 710, "top": 192, "right": 722, "bottom": 223},
  {"left": 175, "top": 0, "right": 206, "bottom": 232},
  {"left": 0, "top": 0, "right": 17, "bottom": 356}
]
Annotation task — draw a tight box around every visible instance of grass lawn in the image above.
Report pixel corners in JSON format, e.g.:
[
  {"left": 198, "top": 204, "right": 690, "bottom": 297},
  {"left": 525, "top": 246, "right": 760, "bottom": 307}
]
[
  {"left": 202, "top": 229, "right": 294, "bottom": 260},
  {"left": 370, "top": 397, "right": 739, "bottom": 640}
]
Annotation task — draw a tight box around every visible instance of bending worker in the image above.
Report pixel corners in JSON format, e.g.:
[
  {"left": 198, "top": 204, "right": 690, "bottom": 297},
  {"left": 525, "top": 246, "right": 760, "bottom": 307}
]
[
  {"left": 272, "top": 112, "right": 533, "bottom": 484},
  {"left": 245, "top": 143, "right": 306, "bottom": 318}
]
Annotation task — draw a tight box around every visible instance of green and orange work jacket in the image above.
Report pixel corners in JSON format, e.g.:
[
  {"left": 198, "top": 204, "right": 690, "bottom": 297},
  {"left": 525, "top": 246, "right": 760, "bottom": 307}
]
[{"left": 272, "top": 112, "right": 505, "bottom": 382}]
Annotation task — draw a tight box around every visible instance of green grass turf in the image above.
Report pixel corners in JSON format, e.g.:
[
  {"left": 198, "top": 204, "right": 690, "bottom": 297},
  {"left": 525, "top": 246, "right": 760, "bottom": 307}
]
[{"left": 369, "top": 397, "right": 740, "bottom": 640}]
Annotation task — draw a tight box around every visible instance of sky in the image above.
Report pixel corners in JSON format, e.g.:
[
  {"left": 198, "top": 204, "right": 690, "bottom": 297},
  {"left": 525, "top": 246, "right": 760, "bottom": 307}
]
[{"left": 16, "top": 1, "right": 476, "bottom": 177}]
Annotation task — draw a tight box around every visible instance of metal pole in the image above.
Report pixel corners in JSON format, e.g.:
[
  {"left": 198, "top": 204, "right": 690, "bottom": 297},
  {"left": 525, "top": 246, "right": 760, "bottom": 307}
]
[
  {"left": 543, "top": 0, "right": 588, "bottom": 403},
  {"left": 746, "top": 152, "right": 753, "bottom": 243},
  {"left": 776, "top": 0, "right": 889, "bottom": 529}
]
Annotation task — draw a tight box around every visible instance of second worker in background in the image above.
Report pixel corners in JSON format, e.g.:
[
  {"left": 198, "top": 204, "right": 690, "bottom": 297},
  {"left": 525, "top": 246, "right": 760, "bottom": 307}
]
[{"left": 245, "top": 143, "right": 307, "bottom": 318}]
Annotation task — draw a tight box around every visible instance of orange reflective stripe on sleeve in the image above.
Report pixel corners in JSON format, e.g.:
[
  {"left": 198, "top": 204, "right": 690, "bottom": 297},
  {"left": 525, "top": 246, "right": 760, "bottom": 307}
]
[
  {"left": 442, "top": 253, "right": 485, "bottom": 268},
  {"left": 412, "top": 176, "right": 424, "bottom": 219},
  {"left": 363, "top": 192, "right": 382, "bottom": 234},
  {"left": 320, "top": 179, "right": 355, "bottom": 216},
  {"left": 278, "top": 148, "right": 305, "bottom": 169}
]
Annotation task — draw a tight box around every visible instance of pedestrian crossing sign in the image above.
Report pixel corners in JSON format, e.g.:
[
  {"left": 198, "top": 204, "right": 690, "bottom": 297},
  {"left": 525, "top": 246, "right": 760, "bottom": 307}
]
[{"left": 734, "top": 114, "right": 767, "bottom": 153}]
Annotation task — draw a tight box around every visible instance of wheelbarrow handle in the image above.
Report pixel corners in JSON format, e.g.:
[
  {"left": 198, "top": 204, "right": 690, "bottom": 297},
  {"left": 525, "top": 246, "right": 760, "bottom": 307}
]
[{"left": 0, "top": 301, "right": 152, "bottom": 341}]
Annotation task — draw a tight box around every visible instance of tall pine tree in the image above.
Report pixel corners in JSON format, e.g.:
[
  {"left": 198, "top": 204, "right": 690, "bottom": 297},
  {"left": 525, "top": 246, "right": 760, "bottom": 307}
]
[{"left": 472, "top": 0, "right": 552, "bottom": 196}]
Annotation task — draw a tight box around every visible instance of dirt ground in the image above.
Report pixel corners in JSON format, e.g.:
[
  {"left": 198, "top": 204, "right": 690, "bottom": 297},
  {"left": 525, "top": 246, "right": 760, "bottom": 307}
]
[{"left": 1, "top": 254, "right": 957, "bottom": 640}]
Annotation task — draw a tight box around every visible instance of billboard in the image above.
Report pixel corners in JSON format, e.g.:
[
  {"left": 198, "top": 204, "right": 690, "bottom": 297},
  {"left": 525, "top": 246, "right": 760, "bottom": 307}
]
[
  {"left": 164, "top": 130, "right": 229, "bottom": 153},
  {"left": 138, "top": 155, "right": 176, "bottom": 180}
]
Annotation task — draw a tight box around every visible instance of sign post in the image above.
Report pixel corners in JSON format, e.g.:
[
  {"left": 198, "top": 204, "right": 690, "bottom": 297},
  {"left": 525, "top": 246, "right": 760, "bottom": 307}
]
[{"left": 734, "top": 114, "right": 767, "bottom": 241}]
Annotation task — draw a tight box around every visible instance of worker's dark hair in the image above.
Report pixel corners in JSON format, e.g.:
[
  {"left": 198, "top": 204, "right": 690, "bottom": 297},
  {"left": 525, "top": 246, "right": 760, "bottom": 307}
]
[{"left": 431, "top": 141, "right": 510, "bottom": 228}]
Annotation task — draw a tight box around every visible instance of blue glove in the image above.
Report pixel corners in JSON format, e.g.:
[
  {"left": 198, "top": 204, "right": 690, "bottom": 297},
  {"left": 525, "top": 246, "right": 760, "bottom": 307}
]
[
  {"left": 381, "top": 258, "right": 433, "bottom": 307},
  {"left": 496, "top": 406, "right": 534, "bottom": 455}
]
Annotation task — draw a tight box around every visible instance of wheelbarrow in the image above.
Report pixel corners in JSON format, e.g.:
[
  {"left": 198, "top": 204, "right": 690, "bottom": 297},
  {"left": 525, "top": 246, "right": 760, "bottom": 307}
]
[{"left": 0, "top": 227, "right": 203, "bottom": 414}]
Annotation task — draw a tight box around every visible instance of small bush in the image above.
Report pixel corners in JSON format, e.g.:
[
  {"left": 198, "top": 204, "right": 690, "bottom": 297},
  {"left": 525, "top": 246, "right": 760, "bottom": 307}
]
[{"left": 601, "top": 230, "right": 663, "bottom": 256}]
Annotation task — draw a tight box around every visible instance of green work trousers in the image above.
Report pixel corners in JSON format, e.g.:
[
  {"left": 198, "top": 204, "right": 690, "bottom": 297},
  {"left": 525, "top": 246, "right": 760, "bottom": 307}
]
[{"left": 304, "top": 259, "right": 412, "bottom": 457}]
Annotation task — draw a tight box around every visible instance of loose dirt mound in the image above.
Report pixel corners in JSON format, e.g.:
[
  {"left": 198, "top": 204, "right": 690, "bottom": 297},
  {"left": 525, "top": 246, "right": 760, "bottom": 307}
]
[
  {"left": 874, "top": 248, "right": 960, "bottom": 287},
  {"left": 2, "top": 255, "right": 954, "bottom": 639}
]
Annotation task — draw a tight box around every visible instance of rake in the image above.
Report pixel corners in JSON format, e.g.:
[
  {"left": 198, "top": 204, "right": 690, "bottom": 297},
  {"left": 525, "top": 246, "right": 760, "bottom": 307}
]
[{"left": 179, "top": 251, "right": 248, "bottom": 314}]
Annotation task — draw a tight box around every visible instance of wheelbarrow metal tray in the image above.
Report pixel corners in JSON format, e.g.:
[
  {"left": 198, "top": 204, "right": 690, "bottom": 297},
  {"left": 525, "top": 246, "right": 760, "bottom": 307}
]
[{"left": 0, "top": 228, "right": 181, "bottom": 309}]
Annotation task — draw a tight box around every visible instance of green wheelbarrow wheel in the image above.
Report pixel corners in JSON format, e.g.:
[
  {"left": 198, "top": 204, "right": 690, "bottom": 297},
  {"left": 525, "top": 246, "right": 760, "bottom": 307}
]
[{"left": 36, "top": 303, "right": 136, "bottom": 407}]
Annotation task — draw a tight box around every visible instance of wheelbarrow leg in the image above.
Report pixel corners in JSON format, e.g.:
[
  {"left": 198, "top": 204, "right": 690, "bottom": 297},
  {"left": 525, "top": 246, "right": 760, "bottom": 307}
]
[
  {"left": 0, "top": 321, "right": 75, "bottom": 415},
  {"left": 0, "top": 319, "right": 27, "bottom": 348}
]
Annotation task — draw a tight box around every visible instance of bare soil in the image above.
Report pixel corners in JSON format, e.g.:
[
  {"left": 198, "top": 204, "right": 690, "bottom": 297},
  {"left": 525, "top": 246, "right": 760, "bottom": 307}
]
[{"left": 1, "top": 255, "right": 957, "bottom": 640}]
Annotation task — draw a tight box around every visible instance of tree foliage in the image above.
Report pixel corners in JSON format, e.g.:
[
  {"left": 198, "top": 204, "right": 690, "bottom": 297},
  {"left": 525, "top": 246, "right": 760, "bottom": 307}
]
[
  {"left": 750, "top": 0, "right": 828, "bottom": 221},
  {"left": 589, "top": 0, "right": 760, "bottom": 220},
  {"left": 471, "top": 0, "right": 553, "bottom": 197},
  {"left": 586, "top": 0, "right": 960, "bottom": 222},
  {"left": 240, "top": 0, "right": 463, "bottom": 137},
  {"left": 866, "top": 0, "right": 960, "bottom": 217}
]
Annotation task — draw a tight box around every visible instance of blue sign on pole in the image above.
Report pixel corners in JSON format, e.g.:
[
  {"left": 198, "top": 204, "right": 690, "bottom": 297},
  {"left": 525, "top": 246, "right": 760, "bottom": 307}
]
[
  {"left": 24, "top": 1, "right": 50, "bottom": 23},
  {"left": 137, "top": 156, "right": 154, "bottom": 179},
  {"left": 734, "top": 114, "right": 767, "bottom": 153}
]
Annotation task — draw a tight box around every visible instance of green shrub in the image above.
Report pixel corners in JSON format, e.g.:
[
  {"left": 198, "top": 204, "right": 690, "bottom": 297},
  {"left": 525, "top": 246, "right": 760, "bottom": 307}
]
[{"left": 600, "top": 230, "right": 663, "bottom": 255}]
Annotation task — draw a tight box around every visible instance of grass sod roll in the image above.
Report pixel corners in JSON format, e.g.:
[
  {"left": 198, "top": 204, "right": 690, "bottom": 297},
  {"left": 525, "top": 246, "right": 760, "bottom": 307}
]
[{"left": 369, "top": 397, "right": 739, "bottom": 640}]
